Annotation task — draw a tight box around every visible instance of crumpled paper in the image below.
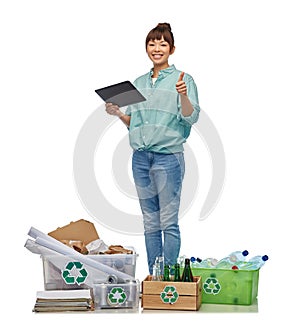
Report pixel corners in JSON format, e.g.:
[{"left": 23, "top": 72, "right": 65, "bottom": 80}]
[
  {"left": 60, "top": 240, "right": 88, "bottom": 255},
  {"left": 86, "top": 238, "right": 109, "bottom": 254},
  {"left": 60, "top": 238, "right": 133, "bottom": 255}
]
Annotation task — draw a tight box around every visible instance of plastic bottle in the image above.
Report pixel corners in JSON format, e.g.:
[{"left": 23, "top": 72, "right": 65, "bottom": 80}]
[
  {"left": 195, "top": 257, "right": 202, "bottom": 267},
  {"left": 228, "top": 250, "right": 249, "bottom": 262},
  {"left": 198, "top": 257, "right": 218, "bottom": 268},
  {"left": 216, "top": 259, "right": 234, "bottom": 269},
  {"left": 181, "top": 258, "right": 194, "bottom": 282},
  {"left": 190, "top": 257, "right": 202, "bottom": 268},
  {"left": 216, "top": 250, "right": 249, "bottom": 269},
  {"left": 237, "top": 255, "right": 269, "bottom": 270},
  {"left": 190, "top": 256, "right": 196, "bottom": 267}
]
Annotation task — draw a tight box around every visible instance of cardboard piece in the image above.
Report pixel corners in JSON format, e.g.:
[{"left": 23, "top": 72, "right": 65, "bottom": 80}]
[
  {"left": 104, "top": 245, "right": 133, "bottom": 255},
  {"left": 48, "top": 219, "right": 99, "bottom": 245}
]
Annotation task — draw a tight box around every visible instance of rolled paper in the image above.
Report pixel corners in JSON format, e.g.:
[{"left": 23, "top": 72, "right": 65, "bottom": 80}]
[
  {"left": 28, "top": 226, "right": 135, "bottom": 282},
  {"left": 24, "top": 238, "right": 109, "bottom": 287},
  {"left": 35, "top": 236, "right": 134, "bottom": 282},
  {"left": 25, "top": 238, "right": 60, "bottom": 256}
]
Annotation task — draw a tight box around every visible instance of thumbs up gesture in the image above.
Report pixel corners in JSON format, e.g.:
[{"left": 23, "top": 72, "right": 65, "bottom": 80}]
[{"left": 176, "top": 71, "right": 187, "bottom": 96}]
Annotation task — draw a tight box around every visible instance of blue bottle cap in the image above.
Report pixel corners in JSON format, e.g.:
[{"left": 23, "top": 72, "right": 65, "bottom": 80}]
[
  {"left": 190, "top": 256, "right": 196, "bottom": 262},
  {"left": 196, "top": 257, "right": 202, "bottom": 263},
  {"left": 242, "top": 250, "right": 249, "bottom": 256},
  {"left": 262, "top": 255, "right": 269, "bottom": 261}
]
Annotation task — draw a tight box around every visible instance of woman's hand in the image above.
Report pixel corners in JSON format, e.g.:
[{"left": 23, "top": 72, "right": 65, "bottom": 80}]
[
  {"left": 176, "top": 71, "right": 194, "bottom": 116},
  {"left": 105, "top": 102, "right": 131, "bottom": 127},
  {"left": 105, "top": 102, "right": 121, "bottom": 116},
  {"left": 176, "top": 72, "right": 187, "bottom": 96}
]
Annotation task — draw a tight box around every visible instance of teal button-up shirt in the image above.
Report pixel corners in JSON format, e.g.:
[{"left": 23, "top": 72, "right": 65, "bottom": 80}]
[{"left": 125, "top": 65, "right": 200, "bottom": 154}]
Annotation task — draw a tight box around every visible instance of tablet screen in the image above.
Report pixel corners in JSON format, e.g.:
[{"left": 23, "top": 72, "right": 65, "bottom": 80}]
[{"left": 95, "top": 81, "right": 146, "bottom": 107}]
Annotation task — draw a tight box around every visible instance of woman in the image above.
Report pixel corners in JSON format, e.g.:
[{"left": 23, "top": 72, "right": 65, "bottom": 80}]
[{"left": 106, "top": 23, "right": 200, "bottom": 274}]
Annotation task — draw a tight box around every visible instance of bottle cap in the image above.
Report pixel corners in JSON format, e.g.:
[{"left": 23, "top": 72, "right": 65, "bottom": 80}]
[
  {"left": 190, "top": 256, "right": 196, "bottom": 262},
  {"left": 232, "top": 265, "right": 239, "bottom": 270},
  {"left": 242, "top": 250, "right": 249, "bottom": 256},
  {"left": 262, "top": 255, "right": 269, "bottom": 261}
]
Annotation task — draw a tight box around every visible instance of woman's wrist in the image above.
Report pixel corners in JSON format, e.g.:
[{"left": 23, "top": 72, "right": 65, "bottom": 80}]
[
  {"left": 117, "top": 110, "right": 124, "bottom": 118},
  {"left": 118, "top": 112, "right": 131, "bottom": 127}
]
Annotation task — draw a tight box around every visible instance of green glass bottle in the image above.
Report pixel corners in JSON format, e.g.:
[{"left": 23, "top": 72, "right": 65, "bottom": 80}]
[
  {"left": 181, "top": 258, "right": 193, "bottom": 282},
  {"left": 174, "top": 263, "right": 181, "bottom": 282},
  {"left": 163, "top": 264, "right": 170, "bottom": 281}
]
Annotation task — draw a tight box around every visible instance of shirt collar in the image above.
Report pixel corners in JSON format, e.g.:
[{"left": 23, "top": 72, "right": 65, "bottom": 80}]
[{"left": 149, "top": 64, "right": 176, "bottom": 79}]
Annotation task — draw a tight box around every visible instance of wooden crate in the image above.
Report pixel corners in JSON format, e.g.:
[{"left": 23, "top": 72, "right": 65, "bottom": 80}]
[{"left": 142, "top": 275, "right": 202, "bottom": 311}]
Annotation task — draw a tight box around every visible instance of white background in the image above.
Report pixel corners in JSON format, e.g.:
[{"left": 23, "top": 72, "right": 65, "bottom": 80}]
[{"left": 1, "top": 0, "right": 300, "bottom": 321}]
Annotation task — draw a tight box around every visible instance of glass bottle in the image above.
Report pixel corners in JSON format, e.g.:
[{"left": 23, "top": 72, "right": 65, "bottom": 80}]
[
  {"left": 151, "top": 256, "right": 163, "bottom": 281},
  {"left": 181, "top": 258, "right": 193, "bottom": 282},
  {"left": 163, "top": 264, "right": 170, "bottom": 281},
  {"left": 174, "top": 263, "right": 181, "bottom": 282},
  {"left": 152, "top": 263, "right": 161, "bottom": 281}
]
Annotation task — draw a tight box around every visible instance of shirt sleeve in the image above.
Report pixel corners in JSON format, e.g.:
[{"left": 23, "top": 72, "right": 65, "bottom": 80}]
[
  {"left": 125, "top": 78, "right": 139, "bottom": 116},
  {"left": 178, "top": 77, "right": 200, "bottom": 125}
]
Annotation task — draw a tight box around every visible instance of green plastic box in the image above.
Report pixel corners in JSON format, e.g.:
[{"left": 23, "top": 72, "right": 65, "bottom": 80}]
[{"left": 190, "top": 268, "right": 259, "bottom": 305}]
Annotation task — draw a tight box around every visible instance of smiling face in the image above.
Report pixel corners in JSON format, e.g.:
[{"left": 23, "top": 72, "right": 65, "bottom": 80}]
[{"left": 146, "top": 37, "right": 175, "bottom": 70}]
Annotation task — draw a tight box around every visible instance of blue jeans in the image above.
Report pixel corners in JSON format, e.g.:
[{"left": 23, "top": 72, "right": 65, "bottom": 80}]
[{"left": 132, "top": 150, "right": 185, "bottom": 274}]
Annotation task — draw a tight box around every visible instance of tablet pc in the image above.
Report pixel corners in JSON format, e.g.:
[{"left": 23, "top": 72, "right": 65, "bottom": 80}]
[{"left": 95, "top": 81, "right": 146, "bottom": 107}]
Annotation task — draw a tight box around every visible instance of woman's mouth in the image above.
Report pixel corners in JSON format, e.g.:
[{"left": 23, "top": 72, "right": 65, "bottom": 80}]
[{"left": 152, "top": 54, "right": 163, "bottom": 59}]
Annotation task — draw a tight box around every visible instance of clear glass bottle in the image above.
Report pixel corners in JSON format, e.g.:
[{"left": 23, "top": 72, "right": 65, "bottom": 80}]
[
  {"left": 151, "top": 256, "right": 163, "bottom": 281},
  {"left": 152, "top": 264, "right": 161, "bottom": 281}
]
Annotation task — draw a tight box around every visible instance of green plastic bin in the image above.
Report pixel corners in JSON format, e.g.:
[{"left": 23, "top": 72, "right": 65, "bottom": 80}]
[{"left": 190, "top": 267, "right": 259, "bottom": 305}]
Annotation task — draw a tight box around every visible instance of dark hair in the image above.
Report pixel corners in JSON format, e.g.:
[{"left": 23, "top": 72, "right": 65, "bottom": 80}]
[{"left": 145, "top": 23, "right": 175, "bottom": 50}]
